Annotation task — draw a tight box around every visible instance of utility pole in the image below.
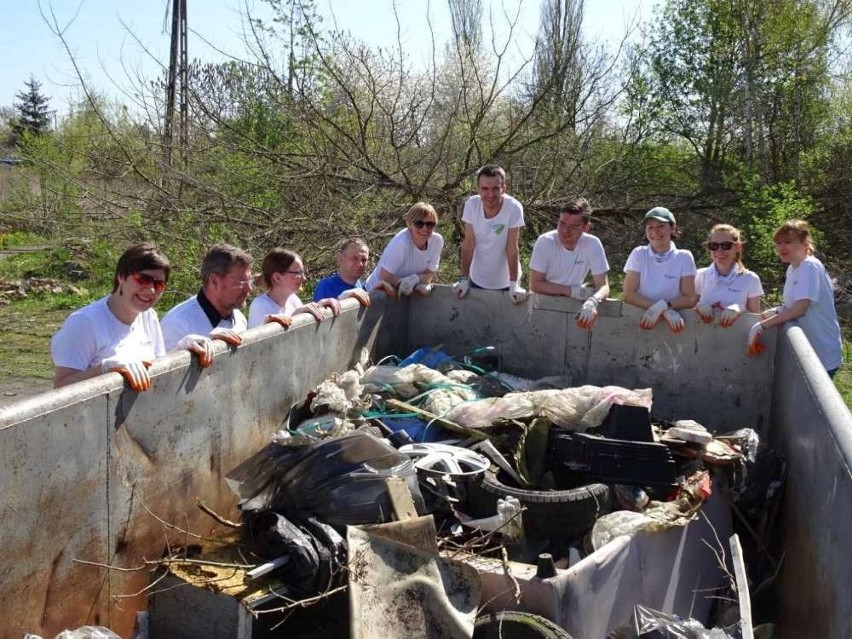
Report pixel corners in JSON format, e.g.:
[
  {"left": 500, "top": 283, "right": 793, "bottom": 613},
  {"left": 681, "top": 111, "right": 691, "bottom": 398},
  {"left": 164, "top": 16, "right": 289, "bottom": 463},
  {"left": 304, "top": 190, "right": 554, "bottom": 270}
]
[{"left": 163, "top": 0, "right": 188, "bottom": 172}]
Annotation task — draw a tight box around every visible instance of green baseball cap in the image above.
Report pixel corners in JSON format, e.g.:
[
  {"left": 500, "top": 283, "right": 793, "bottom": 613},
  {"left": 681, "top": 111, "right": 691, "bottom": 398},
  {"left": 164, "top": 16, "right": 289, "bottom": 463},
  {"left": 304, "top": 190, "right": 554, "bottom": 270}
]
[{"left": 643, "top": 206, "right": 676, "bottom": 224}]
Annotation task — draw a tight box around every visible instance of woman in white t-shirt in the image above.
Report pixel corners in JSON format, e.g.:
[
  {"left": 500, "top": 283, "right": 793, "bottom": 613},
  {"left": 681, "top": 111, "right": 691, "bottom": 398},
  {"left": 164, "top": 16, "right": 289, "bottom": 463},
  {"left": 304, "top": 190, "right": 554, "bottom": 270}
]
[
  {"left": 747, "top": 220, "right": 843, "bottom": 376},
  {"left": 51, "top": 242, "right": 199, "bottom": 392},
  {"left": 694, "top": 224, "right": 764, "bottom": 327},
  {"left": 365, "top": 202, "right": 444, "bottom": 297},
  {"left": 623, "top": 207, "right": 699, "bottom": 333},
  {"left": 248, "top": 249, "right": 342, "bottom": 329}
]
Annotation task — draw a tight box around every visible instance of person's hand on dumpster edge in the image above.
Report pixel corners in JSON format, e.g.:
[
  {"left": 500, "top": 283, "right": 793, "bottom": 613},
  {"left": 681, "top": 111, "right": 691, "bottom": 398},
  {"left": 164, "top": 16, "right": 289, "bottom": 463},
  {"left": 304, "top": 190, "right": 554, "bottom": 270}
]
[
  {"left": 453, "top": 277, "right": 470, "bottom": 299},
  {"left": 398, "top": 274, "right": 421, "bottom": 296},
  {"left": 374, "top": 280, "right": 397, "bottom": 298},
  {"left": 719, "top": 303, "right": 742, "bottom": 328},
  {"left": 175, "top": 334, "right": 214, "bottom": 368},
  {"left": 663, "top": 308, "right": 685, "bottom": 333},
  {"left": 264, "top": 313, "right": 292, "bottom": 328},
  {"left": 339, "top": 289, "right": 370, "bottom": 307},
  {"left": 414, "top": 282, "right": 433, "bottom": 297},
  {"left": 694, "top": 302, "right": 714, "bottom": 323},
  {"left": 640, "top": 299, "right": 668, "bottom": 329},
  {"left": 747, "top": 321, "right": 766, "bottom": 356},
  {"left": 576, "top": 297, "right": 599, "bottom": 330},
  {"left": 100, "top": 356, "right": 152, "bottom": 392},
  {"left": 317, "top": 297, "right": 342, "bottom": 316},
  {"left": 509, "top": 281, "right": 527, "bottom": 304},
  {"left": 210, "top": 328, "right": 242, "bottom": 346}
]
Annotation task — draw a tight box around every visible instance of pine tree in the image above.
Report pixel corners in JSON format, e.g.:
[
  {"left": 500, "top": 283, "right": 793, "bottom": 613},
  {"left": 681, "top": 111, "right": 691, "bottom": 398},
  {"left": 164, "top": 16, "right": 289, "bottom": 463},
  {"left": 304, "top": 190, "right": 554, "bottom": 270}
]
[{"left": 13, "top": 76, "right": 52, "bottom": 137}]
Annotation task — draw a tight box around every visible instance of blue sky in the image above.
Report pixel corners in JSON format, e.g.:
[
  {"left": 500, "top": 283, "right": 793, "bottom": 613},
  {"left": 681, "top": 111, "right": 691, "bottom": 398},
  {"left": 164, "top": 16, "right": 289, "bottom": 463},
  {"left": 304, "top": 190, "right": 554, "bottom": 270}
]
[{"left": 0, "top": 0, "right": 653, "bottom": 116}]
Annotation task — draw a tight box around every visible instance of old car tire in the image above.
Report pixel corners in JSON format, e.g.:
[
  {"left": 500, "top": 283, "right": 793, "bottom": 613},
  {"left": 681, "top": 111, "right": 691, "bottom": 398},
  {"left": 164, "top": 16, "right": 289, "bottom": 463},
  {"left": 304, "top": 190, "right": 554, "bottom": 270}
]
[
  {"left": 473, "top": 611, "right": 573, "bottom": 638},
  {"left": 466, "top": 468, "right": 611, "bottom": 540}
]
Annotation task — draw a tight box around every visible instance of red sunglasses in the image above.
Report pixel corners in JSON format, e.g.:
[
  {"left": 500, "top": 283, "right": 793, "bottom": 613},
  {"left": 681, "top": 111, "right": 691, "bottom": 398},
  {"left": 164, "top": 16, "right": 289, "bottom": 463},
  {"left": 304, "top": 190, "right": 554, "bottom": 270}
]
[{"left": 131, "top": 271, "right": 167, "bottom": 293}]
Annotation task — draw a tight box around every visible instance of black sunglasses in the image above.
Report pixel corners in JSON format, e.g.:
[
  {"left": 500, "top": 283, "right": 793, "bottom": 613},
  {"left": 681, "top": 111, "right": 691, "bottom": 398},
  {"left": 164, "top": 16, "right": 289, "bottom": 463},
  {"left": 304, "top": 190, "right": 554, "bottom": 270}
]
[
  {"left": 707, "top": 241, "right": 734, "bottom": 251},
  {"left": 413, "top": 220, "right": 436, "bottom": 229}
]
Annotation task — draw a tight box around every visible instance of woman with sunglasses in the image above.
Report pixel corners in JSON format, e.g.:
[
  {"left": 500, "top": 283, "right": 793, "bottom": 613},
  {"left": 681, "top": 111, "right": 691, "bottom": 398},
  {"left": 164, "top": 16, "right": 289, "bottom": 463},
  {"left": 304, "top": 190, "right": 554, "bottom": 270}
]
[
  {"left": 693, "top": 224, "right": 763, "bottom": 327},
  {"left": 247, "top": 248, "right": 342, "bottom": 329},
  {"left": 623, "top": 207, "right": 699, "bottom": 332},
  {"left": 51, "top": 242, "right": 173, "bottom": 392},
  {"left": 365, "top": 202, "right": 444, "bottom": 297}
]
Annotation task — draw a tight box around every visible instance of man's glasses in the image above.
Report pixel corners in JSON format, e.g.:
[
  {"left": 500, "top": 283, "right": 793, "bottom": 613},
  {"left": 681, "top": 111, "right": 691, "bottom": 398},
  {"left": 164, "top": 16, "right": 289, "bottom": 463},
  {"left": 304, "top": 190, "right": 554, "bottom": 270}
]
[
  {"left": 413, "top": 220, "right": 436, "bottom": 229},
  {"left": 707, "top": 241, "right": 734, "bottom": 251},
  {"left": 131, "top": 272, "right": 167, "bottom": 293}
]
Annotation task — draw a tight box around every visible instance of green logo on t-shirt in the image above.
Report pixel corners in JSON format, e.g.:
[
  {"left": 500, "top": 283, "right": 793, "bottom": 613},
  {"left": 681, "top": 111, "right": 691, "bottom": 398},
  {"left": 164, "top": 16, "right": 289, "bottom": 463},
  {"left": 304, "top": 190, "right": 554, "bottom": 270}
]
[{"left": 491, "top": 223, "right": 506, "bottom": 235}]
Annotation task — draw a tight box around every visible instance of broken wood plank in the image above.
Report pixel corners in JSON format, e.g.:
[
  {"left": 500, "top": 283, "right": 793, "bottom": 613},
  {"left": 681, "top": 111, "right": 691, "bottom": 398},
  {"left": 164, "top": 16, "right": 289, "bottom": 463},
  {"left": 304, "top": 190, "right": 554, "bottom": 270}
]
[{"left": 385, "top": 398, "right": 488, "bottom": 441}]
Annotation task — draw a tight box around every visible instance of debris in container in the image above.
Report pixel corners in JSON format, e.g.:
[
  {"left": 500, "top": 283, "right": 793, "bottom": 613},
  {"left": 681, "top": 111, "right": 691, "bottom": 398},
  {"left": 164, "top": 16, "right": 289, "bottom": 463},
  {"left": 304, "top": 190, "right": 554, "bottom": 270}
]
[
  {"left": 610, "top": 604, "right": 741, "bottom": 638},
  {"left": 52, "top": 628, "right": 121, "bottom": 639}
]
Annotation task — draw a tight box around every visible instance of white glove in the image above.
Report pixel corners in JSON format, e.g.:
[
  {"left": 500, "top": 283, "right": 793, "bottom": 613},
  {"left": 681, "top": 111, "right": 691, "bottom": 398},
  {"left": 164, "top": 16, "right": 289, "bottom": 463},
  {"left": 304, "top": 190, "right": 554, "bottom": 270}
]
[
  {"left": 663, "top": 308, "right": 685, "bottom": 333},
  {"left": 398, "top": 274, "right": 420, "bottom": 296},
  {"left": 569, "top": 285, "right": 593, "bottom": 300},
  {"left": 414, "top": 282, "right": 433, "bottom": 297},
  {"left": 694, "top": 303, "right": 714, "bottom": 324},
  {"left": 509, "top": 281, "right": 527, "bottom": 304},
  {"left": 640, "top": 300, "right": 668, "bottom": 329},
  {"left": 453, "top": 277, "right": 471, "bottom": 299},
  {"left": 747, "top": 322, "right": 766, "bottom": 356},
  {"left": 576, "top": 297, "right": 599, "bottom": 329},
  {"left": 719, "top": 303, "right": 743, "bottom": 328},
  {"left": 175, "top": 334, "right": 214, "bottom": 368},
  {"left": 762, "top": 305, "right": 785, "bottom": 320},
  {"left": 100, "top": 355, "right": 152, "bottom": 392}
]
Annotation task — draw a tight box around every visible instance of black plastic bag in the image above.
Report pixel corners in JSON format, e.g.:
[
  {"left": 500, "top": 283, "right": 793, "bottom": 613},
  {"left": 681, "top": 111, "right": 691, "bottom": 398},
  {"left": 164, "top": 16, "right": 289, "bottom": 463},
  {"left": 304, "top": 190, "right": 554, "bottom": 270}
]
[{"left": 227, "top": 431, "right": 424, "bottom": 527}]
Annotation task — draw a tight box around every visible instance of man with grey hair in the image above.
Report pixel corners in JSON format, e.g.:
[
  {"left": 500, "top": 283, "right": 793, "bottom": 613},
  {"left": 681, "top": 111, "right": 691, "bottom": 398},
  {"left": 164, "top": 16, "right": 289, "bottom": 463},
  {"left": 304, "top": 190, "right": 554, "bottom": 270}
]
[{"left": 161, "top": 243, "right": 254, "bottom": 351}]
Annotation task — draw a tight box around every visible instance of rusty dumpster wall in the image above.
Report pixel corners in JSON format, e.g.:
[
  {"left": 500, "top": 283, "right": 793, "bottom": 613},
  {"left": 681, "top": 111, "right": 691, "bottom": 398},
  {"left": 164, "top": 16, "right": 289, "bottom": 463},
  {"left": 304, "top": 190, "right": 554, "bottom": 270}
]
[
  {"left": 771, "top": 325, "right": 852, "bottom": 639},
  {"left": 407, "top": 287, "right": 775, "bottom": 433},
  {"left": 0, "top": 296, "right": 406, "bottom": 639}
]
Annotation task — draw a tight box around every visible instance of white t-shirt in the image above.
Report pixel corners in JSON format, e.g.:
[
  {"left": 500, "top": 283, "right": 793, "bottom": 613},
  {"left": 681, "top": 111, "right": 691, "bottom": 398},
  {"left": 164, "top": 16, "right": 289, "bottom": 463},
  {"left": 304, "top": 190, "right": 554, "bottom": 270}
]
[
  {"left": 462, "top": 194, "right": 525, "bottom": 289},
  {"left": 161, "top": 295, "right": 248, "bottom": 350},
  {"left": 248, "top": 292, "right": 302, "bottom": 328},
  {"left": 695, "top": 266, "right": 764, "bottom": 308},
  {"left": 365, "top": 229, "right": 444, "bottom": 290},
  {"left": 529, "top": 231, "right": 609, "bottom": 286},
  {"left": 782, "top": 256, "right": 843, "bottom": 371},
  {"left": 623, "top": 244, "right": 697, "bottom": 302},
  {"left": 51, "top": 295, "right": 166, "bottom": 371}
]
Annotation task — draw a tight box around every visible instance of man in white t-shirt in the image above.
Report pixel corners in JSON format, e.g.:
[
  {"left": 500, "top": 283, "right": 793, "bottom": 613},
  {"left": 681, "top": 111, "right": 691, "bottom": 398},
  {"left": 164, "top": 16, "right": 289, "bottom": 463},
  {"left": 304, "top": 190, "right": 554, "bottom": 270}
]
[
  {"left": 161, "top": 243, "right": 254, "bottom": 350},
  {"left": 454, "top": 164, "right": 527, "bottom": 304},
  {"left": 529, "top": 198, "right": 611, "bottom": 329}
]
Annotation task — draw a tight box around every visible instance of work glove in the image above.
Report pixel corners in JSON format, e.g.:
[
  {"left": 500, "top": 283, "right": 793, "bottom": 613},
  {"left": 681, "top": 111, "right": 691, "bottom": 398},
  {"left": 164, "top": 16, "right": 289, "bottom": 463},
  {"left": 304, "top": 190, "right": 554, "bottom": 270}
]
[
  {"left": 640, "top": 300, "right": 668, "bottom": 330},
  {"left": 747, "top": 322, "right": 766, "bottom": 356},
  {"left": 453, "top": 277, "right": 471, "bottom": 299},
  {"left": 762, "top": 305, "right": 785, "bottom": 320},
  {"left": 569, "top": 285, "right": 593, "bottom": 300},
  {"left": 663, "top": 308, "right": 685, "bottom": 333},
  {"left": 414, "top": 282, "right": 434, "bottom": 297},
  {"left": 576, "top": 297, "right": 599, "bottom": 330},
  {"left": 509, "top": 281, "right": 527, "bottom": 304},
  {"left": 338, "top": 288, "right": 370, "bottom": 307},
  {"left": 398, "top": 274, "right": 421, "bottom": 296},
  {"left": 210, "top": 328, "right": 242, "bottom": 346},
  {"left": 694, "top": 303, "right": 714, "bottom": 324},
  {"left": 100, "top": 356, "right": 152, "bottom": 392},
  {"left": 719, "top": 303, "right": 743, "bottom": 328},
  {"left": 264, "top": 314, "right": 293, "bottom": 328},
  {"left": 374, "top": 280, "right": 397, "bottom": 298},
  {"left": 175, "top": 334, "right": 214, "bottom": 368},
  {"left": 317, "top": 297, "right": 342, "bottom": 316}
]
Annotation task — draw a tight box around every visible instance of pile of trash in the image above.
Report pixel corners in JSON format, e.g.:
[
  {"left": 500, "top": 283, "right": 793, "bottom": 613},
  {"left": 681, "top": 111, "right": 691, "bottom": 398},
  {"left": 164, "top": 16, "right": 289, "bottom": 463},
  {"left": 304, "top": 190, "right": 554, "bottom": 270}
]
[{"left": 152, "top": 345, "right": 781, "bottom": 638}]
